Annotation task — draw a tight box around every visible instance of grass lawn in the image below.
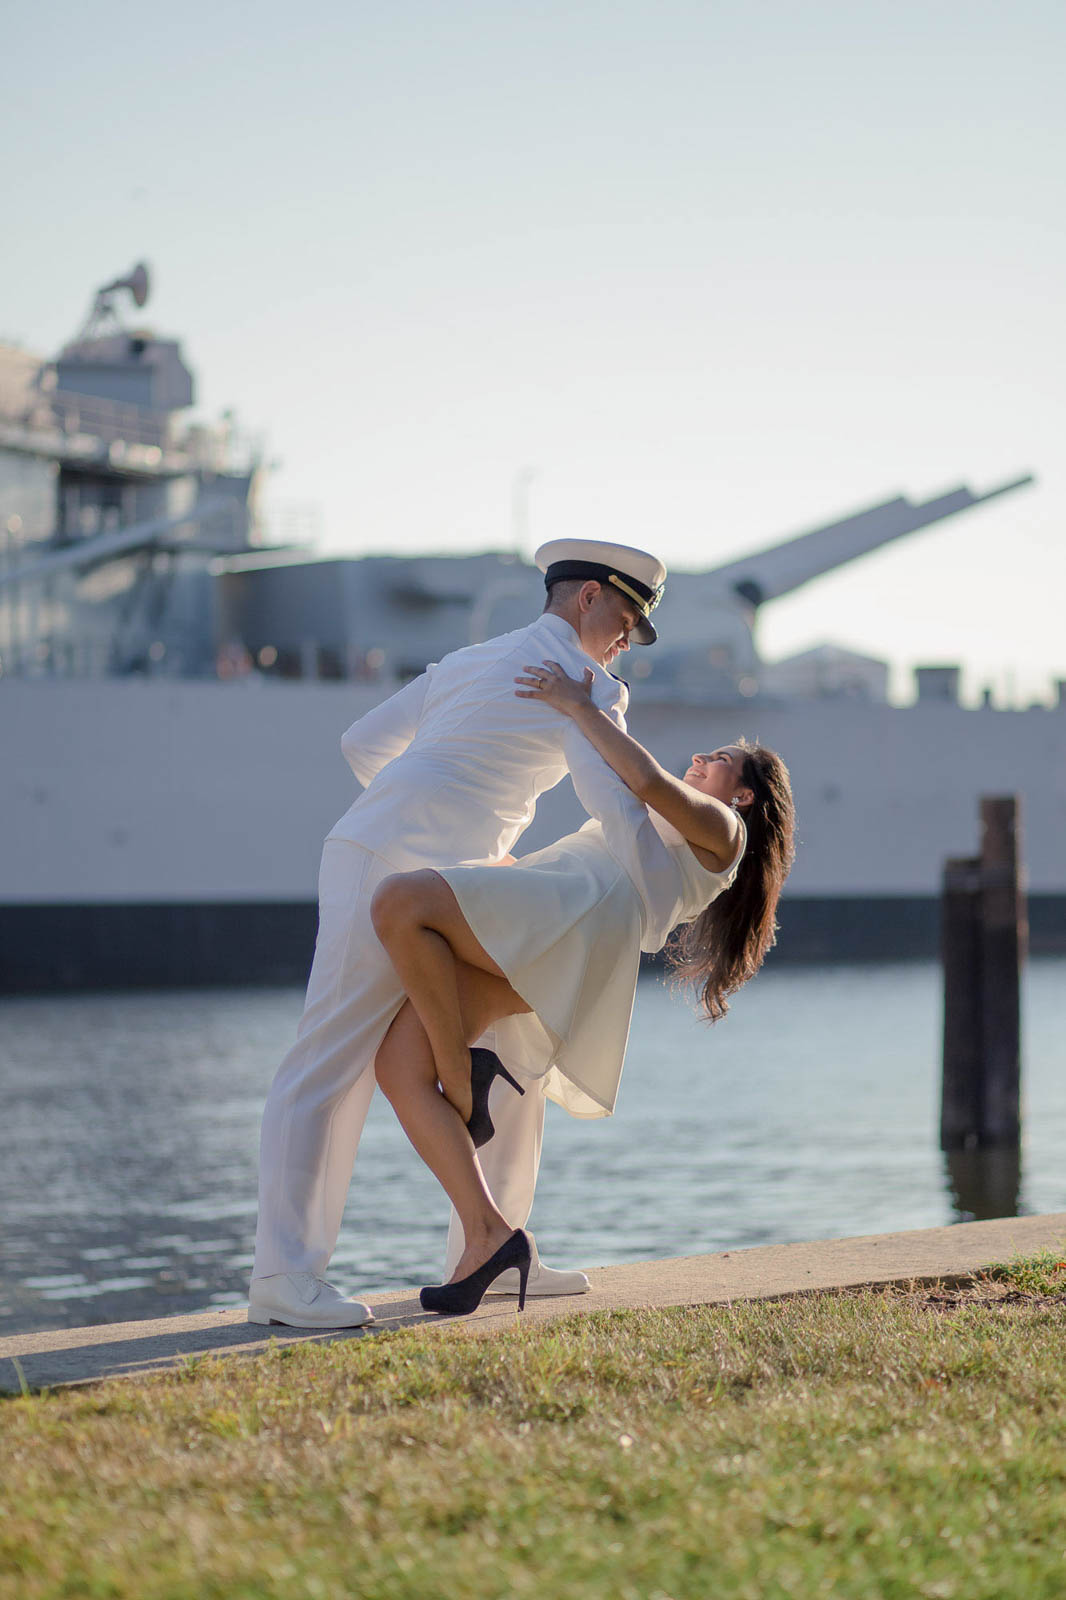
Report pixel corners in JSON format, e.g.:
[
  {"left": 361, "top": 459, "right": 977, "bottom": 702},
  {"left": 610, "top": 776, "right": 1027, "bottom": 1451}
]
[{"left": 2, "top": 1252, "right": 1065, "bottom": 1600}]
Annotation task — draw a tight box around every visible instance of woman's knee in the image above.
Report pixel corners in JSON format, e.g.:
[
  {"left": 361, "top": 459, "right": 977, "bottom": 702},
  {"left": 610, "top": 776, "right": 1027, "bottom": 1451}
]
[{"left": 370, "top": 871, "right": 428, "bottom": 941}]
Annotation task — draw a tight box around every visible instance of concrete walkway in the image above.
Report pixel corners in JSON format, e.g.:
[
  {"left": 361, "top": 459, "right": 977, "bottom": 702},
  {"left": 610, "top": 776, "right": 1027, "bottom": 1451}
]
[{"left": 3, "top": 1211, "right": 1063, "bottom": 1393}]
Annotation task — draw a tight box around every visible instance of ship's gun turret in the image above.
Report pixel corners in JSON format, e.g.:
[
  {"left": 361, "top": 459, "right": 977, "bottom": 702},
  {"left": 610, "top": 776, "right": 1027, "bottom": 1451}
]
[
  {"left": 710, "top": 475, "right": 1033, "bottom": 610},
  {"left": 629, "top": 474, "right": 1034, "bottom": 701}
]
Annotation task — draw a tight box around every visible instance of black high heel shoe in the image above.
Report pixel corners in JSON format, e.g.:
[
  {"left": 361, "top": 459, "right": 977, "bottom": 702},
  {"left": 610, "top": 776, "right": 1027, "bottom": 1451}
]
[
  {"left": 466, "top": 1047, "right": 525, "bottom": 1149},
  {"left": 420, "top": 1229, "right": 532, "bottom": 1316}
]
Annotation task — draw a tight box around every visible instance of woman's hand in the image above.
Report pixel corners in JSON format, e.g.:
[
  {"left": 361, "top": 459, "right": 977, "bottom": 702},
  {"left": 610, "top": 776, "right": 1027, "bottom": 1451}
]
[{"left": 514, "top": 660, "right": 596, "bottom": 717}]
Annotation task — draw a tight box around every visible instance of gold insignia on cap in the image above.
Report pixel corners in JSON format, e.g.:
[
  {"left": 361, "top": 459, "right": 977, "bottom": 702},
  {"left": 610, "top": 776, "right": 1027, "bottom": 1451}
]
[{"left": 608, "top": 574, "right": 663, "bottom": 616}]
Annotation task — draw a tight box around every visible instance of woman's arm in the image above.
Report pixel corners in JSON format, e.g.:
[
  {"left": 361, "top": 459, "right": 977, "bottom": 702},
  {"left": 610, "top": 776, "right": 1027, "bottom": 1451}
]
[{"left": 516, "top": 660, "right": 741, "bottom": 869}]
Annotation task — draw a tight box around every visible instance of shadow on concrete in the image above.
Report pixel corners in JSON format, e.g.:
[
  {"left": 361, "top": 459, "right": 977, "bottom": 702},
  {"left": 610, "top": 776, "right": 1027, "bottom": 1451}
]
[
  {"left": 0, "top": 1294, "right": 449, "bottom": 1394},
  {"left": 8, "top": 1212, "right": 1066, "bottom": 1393}
]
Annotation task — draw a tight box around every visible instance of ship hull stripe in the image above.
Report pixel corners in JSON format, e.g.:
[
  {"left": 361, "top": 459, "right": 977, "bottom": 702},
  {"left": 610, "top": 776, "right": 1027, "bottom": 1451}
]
[{"left": 2, "top": 897, "right": 1064, "bottom": 992}]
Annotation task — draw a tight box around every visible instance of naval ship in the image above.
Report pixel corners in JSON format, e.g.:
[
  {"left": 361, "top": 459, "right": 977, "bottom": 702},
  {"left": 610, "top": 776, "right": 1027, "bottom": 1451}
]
[{"left": 1, "top": 268, "right": 1062, "bottom": 989}]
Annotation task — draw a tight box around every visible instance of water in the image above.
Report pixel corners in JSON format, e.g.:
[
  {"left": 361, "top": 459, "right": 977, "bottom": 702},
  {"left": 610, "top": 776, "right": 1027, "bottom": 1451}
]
[{"left": 1, "top": 960, "right": 1064, "bottom": 1338}]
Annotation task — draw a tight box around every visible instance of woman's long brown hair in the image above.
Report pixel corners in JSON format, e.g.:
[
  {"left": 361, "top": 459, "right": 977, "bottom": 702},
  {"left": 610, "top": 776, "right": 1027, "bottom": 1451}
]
[{"left": 667, "top": 739, "right": 795, "bottom": 1021}]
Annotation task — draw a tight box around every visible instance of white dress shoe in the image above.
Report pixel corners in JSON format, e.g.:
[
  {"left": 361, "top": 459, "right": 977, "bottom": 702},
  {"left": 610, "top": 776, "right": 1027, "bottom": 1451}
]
[
  {"left": 485, "top": 1233, "right": 589, "bottom": 1297},
  {"left": 248, "top": 1272, "right": 374, "bottom": 1328}
]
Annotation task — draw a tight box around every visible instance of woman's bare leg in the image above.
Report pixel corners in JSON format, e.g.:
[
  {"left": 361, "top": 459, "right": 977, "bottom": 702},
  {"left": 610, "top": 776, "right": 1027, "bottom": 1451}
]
[
  {"left": 371, "top": 870, "right": 514, "bottom": 1122},
  {"left": 375, "top": 957, "right": 532, "bottom": 1284}
]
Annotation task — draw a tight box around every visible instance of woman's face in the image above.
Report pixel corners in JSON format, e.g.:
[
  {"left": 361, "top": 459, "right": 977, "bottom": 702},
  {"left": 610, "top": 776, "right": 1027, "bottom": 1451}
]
[{"left": 684, "top": 747, "right": 752, "bottom": 808}]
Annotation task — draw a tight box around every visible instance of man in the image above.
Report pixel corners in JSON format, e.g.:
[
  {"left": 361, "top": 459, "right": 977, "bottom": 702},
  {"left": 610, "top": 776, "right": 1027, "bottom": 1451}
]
[{"left": 249, "top": 538, "right": 667, "bottom": 1327}]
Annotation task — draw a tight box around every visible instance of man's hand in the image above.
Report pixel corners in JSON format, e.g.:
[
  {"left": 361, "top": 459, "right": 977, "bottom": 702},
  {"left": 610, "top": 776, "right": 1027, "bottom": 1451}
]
[{"left": 515, "top": 660, "right": 596, "bottom": 717}]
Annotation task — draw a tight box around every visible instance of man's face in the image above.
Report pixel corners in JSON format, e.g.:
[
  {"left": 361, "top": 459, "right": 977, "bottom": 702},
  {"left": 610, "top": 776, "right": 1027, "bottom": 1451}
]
[{"left": 578, "top": 584, "right": 641, "bottom": 666}]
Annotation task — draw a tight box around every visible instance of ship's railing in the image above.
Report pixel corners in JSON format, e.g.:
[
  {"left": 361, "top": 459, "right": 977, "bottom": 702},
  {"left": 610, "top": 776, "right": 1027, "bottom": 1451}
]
[
  {"left": 47, "top": 390, "right": 170, "bottom": 449},
  {"left": 0, "top": 383, "right": 169, "bottom": 450},
  {"left": 255, "top": 502, "right": 322, "bottom": 548},
  {"left": 0, "top": 384, "right": 261, "bottom": 477}
]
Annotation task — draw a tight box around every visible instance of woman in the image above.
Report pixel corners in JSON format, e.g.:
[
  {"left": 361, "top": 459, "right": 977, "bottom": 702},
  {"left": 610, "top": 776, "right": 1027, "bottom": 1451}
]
[{"left": 371, "top": 659, "right": 795, "bottom": 1314}]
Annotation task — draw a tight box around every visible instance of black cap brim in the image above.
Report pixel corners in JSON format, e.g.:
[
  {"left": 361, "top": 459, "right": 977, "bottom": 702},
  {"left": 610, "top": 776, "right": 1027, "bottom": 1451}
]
[{"left": 632, "top": 615, "right": 657, "bottom": 646}]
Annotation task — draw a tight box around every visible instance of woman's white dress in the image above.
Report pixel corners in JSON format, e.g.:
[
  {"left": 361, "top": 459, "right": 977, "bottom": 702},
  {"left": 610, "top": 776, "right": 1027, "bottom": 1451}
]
[{"left": 439, "top": 729, "right": 746, "bottom": 1120}]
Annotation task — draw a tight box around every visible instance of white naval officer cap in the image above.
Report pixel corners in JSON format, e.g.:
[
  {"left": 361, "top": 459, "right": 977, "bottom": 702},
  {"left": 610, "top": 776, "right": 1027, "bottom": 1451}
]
[{"left": 534, "top": 539, "right": 668, "bottom": 645}]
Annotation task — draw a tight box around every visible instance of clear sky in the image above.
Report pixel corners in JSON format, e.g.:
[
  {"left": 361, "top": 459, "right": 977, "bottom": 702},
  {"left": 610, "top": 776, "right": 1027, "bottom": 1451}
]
[{"left": 4, "top": 1, "right": 1063, "bottom": 703}]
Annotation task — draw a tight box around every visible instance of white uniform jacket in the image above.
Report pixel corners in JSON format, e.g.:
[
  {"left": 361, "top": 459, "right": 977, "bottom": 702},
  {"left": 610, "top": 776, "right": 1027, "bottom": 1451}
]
[{"left": 331, "top": 611, "right": 628, "bottom": 869}]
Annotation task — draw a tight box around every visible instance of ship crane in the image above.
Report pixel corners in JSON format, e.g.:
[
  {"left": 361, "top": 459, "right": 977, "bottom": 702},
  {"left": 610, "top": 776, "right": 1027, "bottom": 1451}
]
[{"left": 70, "top": 262, "right": 151, "bottom": 346}]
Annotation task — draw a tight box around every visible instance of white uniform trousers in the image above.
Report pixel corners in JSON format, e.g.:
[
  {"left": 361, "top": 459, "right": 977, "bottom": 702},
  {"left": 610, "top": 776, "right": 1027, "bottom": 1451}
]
[{"left": 253, "top": 841, "right": 406, "bottom": 1280}]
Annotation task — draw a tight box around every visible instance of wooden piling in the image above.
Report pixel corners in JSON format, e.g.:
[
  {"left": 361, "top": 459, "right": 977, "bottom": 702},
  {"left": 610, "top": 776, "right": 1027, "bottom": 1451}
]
[
  {"left": 940, "top": 855, "right": 983, "bottom": 1147},
  {"left": 939, "top": 796, "right": 1025, "bottom": 1151},
  {"left": 945, "top": 1145, "right": 1021, "bottom": 1222}
]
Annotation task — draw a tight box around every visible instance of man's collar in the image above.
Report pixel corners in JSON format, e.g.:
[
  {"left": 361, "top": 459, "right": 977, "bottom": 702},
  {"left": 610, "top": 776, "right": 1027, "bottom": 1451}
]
[
  {"left": 539, "top": 612, "right": 631, "bottom": 701},
  {"left": 539, "top": 611, "right": 588, "bottom": 656}
]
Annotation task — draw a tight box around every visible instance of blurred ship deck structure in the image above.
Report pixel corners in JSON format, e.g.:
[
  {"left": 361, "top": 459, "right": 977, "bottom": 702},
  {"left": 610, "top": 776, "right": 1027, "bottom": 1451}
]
[{"left": 1, "top": 269, "right": 1061, "bottom": 989}]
